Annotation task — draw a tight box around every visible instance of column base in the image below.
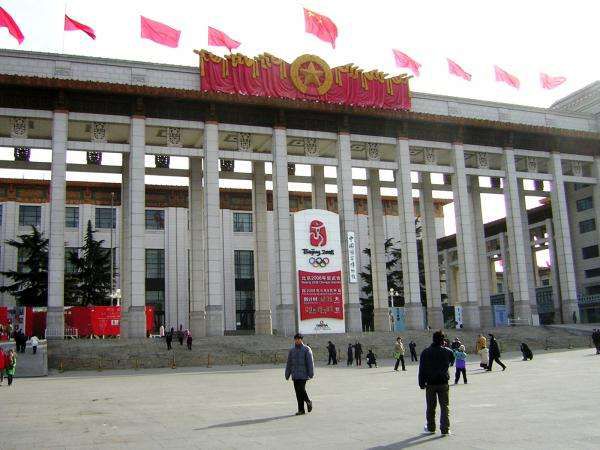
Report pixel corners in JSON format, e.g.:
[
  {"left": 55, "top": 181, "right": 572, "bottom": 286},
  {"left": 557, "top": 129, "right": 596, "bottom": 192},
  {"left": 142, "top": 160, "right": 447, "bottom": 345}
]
[
  {"left": 461, "top": 303, "right": 481, "bottom": 330},
  {"left": 479, "top": 305, "right": 494, "bottom": 329},
  {"left": 189, "top": 310, "right": 207, "bottom": 337},
  {"left": 206, "top": 305, "right": 224, "bottom": 336},
  {"left": 276, "top": 304, "right": 296, "bottom": 336},
  {"left": 405, "top": 304, "right": 426, "bottom": 331},
  {"left": 254, "top": 310, "right": 273, "bottom": 335},
  {"left": 373, "top": 308, "right": 391, "bottom": 332},
  {"left": 345, "top": 303, "right": 362, "bottom": 333},
  {"left": 123, "top": 306, "right": 147, "bottom": 338},
  {"left": 426, "top": 307, "right": 444, "bottom": 330},
  {"left": 563, "top": 301, "right": 580, "bottom": 324},
  {"left": 45, "top": 306, "right": 64, "bottom": 339},
  {"left": 513, "top": 302, "right": 532, "bottom": 325}
]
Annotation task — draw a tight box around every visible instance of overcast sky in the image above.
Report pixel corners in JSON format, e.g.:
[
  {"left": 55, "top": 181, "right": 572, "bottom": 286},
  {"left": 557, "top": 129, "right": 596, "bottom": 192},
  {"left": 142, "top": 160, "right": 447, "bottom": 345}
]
[{"left": 0, "top": 0, "right": 585, "bottom": 253}]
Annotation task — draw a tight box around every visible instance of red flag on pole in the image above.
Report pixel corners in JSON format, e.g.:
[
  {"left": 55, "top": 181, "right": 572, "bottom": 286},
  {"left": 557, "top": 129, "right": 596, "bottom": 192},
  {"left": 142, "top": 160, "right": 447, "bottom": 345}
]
[
  {"left": 208, "top": 26, "right": 240, "bottom": 52},
  {"left": 392, "top": 49, "right": 421, "bottom": 76},
  {"left": 540, "top": 73, "right": 566, "bottom": 90},
  {"left": 140, "top": 16, "right": 180, "bottom": 48},
  {"left": 447, "top": 58, "right": 471, "bottom": 81},
  {"left": 64, "top": 15, "right": 96, "bottom": 40},
  {"left": 494, "top": 65, "right": 520, "bottom": 89},
  {"left": 0, "top": 7, "right": 24, "bottom": 44},
  {"left": 303, "top": 8, "right": 338, "bottom": 48}
]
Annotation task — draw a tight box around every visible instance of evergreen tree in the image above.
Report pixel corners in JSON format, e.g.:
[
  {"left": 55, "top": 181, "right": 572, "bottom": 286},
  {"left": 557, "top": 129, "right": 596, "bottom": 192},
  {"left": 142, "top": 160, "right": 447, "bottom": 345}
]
[
  {"left": 69, "top": 220, "right": 113, "bottom": 306},
  {"left": 0, "top": 226, "right": 49, "bottom": 306}
]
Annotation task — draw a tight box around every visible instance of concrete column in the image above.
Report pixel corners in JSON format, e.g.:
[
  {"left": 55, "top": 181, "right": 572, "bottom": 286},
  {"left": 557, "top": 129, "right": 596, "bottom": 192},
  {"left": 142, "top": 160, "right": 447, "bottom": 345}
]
[
  {"left": 503, "top": 148, "right": 533, "bottom": 322},
  {"left": 593, "top": 157, "right": 600, "bottom": 252},
  {"left": 252, "top": 161, "right": 272, "bottom": 334},
  {"left": 549, "top": 152, "right": 579, "bottom": 323},
  {"left": 420, "top": 173, "right": 443, "bottom": 329},
  {"left": 443, "top": 249, "right": 452, "bottom": 307},
  {"left": 272, "top": 127, "right": 295, "bottom": 335},
  {"left": 312, "top": 165, "right": 327, "bottom": 210},
  {"left": 470, "top": 179, "right": 493, "bottom": 328},
  {"left": 119, "top": 156, "right": 130, "bottom": 335},
  {"left": 46, "top": 111, "right": 68, "bottom": 339},
  {"left": 0, "top": 202, "right": 18, "bottom": 307},
  {"left": 518, "top": 182, "right": 540, "bottom": 324},
  {"left": 336, "top": 132, "right": 362, "bottom": 332},
  {"left": 499, "top": 232, "right": 513, "bottom": 316},
  {"left": 451, "top": 143, "right": 481, "bottom": 329},
  {"left": 121, "top": 116, "right": 147, "bottom": 338},
  {"left": 394, "top": 136, "right": 424, "bottom": 329},
  {"left": 367, "top": 169, "right": 390, "bottom": 331},
  {"left": 545, "top": 219, "right": 562, "bottom": 317},
  {"left": 188, "top": 156, "right": 206, "bottom": 336},
  {"left": 203, "top": 122, "right": 224, "bottom": 335}
]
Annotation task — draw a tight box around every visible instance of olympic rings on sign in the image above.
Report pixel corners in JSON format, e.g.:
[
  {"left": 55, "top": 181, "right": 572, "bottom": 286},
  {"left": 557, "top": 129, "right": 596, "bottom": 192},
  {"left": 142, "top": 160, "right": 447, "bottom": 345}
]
[{"left": 309, "top": 257, "right": 330, "bottom": 268}]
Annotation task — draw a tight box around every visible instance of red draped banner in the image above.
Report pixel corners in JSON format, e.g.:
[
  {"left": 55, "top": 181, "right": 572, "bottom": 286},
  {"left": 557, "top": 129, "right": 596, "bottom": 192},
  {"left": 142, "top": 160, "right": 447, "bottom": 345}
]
[{"left": 196, "top": 50, "right": 411, "bottom": 111}]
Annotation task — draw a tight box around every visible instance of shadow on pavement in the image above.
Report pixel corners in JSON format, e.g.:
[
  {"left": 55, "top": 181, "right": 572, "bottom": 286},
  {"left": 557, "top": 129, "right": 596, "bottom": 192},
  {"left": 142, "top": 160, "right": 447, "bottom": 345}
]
[
  {"left": 368, "top": 434, "right": 444, "bottom": 449},
  {"left": 194, "top": 414, "right": 294, "bottom": 430}
]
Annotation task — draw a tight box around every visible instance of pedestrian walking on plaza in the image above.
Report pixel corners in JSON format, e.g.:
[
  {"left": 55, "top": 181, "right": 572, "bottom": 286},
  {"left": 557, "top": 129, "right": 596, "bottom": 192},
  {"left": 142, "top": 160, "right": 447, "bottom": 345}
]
[
  {"left": 366, "top": 349, "right": 377, "bottom": 368},
  {"left": 394, "top": 337, "right": 406, "bottom": 371},
  {"left": 186, "top": 331, "right": 193, "bottom": 350},
  {"left": 453, "top": 345, "right": 468, "bottom": 384},
  {"left": 354, "top": 341, "right": 363, "bottom": 366},
  {"left": 30, "top": 335, "right": 39, "bottom": 354},
  {"left": 409, "top": 340, "right": 418, "bottom": 362},
  {"left": 285, "top": 333, "right": 314, "bottom": 416},
  {"left": 165, "top": 329, "right": 173, "bottom": 350},
  {"left": 487, "top": 334, "right": 506, "bottom": 371},
  {"left": 592, "top": 329, "right": 600, "bottom": 355},
  {"left": 177, "top": 325, "right": 184, "bottom": 346},
  {"left": 347, "top": 343, "right": 354, "bottom": 366},
  {"left": 476, "top": 334, "right": 488, "bottom": 370},
  {"left": 520, "top": 342, "right": 533, "bottom": 361},
  {"left": 5, "top": 349, "right": 16, "bottom": 386},
  {"left": 0, "top": 346, "right": 5, "bottom": 385},
  {"left": 326, "top": 341, "right": 337, "bottom": 365},
  {"left": 419, "top": 331, "right": 455, "bottom": 436},
  {"left": 159, "top": 325, "right": 165, "bottom": 338}
]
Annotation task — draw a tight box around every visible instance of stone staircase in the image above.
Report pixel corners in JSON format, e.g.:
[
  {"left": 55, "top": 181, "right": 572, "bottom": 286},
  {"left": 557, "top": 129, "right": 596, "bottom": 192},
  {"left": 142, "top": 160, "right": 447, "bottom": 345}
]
[
  {"left": 1, "top": 341, "right": 48, "bottom": 377},
  {"left": 47, "top": 326, "right": 593, "bottom": 372}
]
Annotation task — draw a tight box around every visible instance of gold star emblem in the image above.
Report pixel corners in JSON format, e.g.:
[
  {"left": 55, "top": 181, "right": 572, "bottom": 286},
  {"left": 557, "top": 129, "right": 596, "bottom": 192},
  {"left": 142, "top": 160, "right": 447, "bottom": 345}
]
[
  {"left": 300, "top": 62, "right": 324, "bottom": 87},
  {"left": 291, "top": 54, "right": 333, "bottom": 96}
]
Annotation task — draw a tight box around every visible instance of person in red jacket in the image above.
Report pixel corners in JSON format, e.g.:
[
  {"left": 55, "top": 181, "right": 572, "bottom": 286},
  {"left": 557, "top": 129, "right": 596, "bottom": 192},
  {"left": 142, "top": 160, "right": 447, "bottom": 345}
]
[{"left": 0, "top": 347, "right": 5, "bottom": 385}]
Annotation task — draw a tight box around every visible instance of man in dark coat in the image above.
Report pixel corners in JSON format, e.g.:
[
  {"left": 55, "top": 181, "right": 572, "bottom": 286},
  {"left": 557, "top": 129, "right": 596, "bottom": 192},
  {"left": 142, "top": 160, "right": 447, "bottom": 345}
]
[
  {"left": 347, "top": 343, "right": 354, "bottom": 366},
  {"left": 165, "top": 329, "right": 173, "bottom": 350},
  {"left": 592, "top": 329, "right": 600, "bottom": 355},
  {"left": 354, "top": 342, "right": 363, "bottom": 366},
  {"left": 409, "top": 340, "right": 418, "bottom": 362},
  {"left": 326, "top": 341, "right": 337, "bottom": 365},
  {"left": 419, "top": 330, "right": 455, "bottom": 435},
  {"left": 487, "top": 334, "right": 506, "bottom": 371},
  {"left": 520, "top": 342, "right": 533, "bottom": 361},
  {"left": 285, "top": 333, "right": 314, "bottom": 415}
]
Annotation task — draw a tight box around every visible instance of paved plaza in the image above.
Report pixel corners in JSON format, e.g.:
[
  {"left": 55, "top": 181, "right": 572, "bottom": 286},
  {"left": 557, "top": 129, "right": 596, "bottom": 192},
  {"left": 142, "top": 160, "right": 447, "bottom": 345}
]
[{"left": 1, "top": 348, "right": 598, "bottom": 449}]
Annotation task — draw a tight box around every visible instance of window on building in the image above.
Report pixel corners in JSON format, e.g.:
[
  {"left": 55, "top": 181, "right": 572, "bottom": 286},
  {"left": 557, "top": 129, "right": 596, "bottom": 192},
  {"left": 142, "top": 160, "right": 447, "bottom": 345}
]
[
  {"left": 234, "top": 250, "right": 255, "bottom": 330},
  {"left": 582, "top": 245, "right": 599, "bottom": 260},
  {"left": 95, "top": 207, "right": 116, "bottom": 229},
  {"left": 233, "top": 212, "right": 253, "bottom": 233},
  {"left": 579, "top": 218, "right": 596, "bottom": 234},
  {"left": 19, "top": 205, "right": 41, "bottom": 227},
  {"left": 17, "top": 248, "right": 28, "bottom": 273},
  {"left": 576, "top": 196, "right": 593, "bottom": 212},
  {"left": 145, "top": 249, "right": 165, "bottom": 329},
  {"left": 586, "top": 285, "right": 600, "bottom": 295},
  {"left": 65, "top": 207, "right": 79, "bottom": 228},
  {"left": 145, "top": 209, "right": 165, "bottom": 230},
  {"left": 585, "top": 268, "right": 600, "bottom": 278},
  {"left": 573, "top": 183, "right": 590, "bottom": 191},
  {"left": 496, "top": 283, "right": 503, "bottom": 293},
  {"left": 541, "top": 279, "right": 550, "bottom": 286},
  {"left": 65, "top": 247, "right": 78, "bottom": 274}
]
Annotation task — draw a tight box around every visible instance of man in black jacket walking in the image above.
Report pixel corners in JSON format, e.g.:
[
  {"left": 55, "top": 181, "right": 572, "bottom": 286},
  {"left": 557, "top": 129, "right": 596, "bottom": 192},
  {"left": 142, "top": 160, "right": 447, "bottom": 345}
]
[
  {"left": 418, "top": 331, "right": 455, "bottom": 436},
  {"left": 487, "top": 334, "right": 506, "bottom": 371},
  {"left": 285, "top": 334, "right": 315, "bottom": 415}
]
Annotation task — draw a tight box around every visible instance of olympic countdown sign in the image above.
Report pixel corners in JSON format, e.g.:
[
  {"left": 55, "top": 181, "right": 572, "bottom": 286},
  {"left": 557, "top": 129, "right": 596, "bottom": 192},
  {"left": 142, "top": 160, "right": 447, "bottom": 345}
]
[{"left": 294, "top": 209, "right": 345, "bottom": 334}]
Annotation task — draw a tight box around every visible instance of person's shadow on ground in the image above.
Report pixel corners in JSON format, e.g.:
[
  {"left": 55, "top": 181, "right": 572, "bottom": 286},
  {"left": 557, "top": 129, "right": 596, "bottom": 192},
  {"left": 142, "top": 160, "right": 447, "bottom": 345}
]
[
  {"left": 368, "top": 433, "right": 443, "bottom": 449},
  {"left": 194, "top": 415, "right": 293, "bottom": 430}
]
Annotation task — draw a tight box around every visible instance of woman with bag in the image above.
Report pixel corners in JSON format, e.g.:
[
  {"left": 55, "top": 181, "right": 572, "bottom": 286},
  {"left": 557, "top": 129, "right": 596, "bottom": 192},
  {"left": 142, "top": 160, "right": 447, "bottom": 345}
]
[
  {"left": 393, "top": 337, "right": 406, "bottom": 371},
  {"left": 0, "top": 347, "right": 5, "bottom": 385},
  {"left": 5, "top": 348, "right": 16, "bottom": 386},
  {"left": 476, "top": 334, "right": 488, "bottom": 370}
]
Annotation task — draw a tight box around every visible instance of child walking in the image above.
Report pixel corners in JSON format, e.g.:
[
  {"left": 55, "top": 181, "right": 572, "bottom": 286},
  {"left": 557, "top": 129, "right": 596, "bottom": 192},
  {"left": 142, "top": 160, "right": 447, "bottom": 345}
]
[{"left": 454, "top": 345, "right": 467, "bottom": 384}]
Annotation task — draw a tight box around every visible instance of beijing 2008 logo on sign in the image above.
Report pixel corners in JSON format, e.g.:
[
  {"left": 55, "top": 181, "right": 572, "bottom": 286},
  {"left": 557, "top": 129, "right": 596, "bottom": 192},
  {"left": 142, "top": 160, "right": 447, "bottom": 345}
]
[{"left": 310, "top": 220, "right": 327, "bottom": 247}]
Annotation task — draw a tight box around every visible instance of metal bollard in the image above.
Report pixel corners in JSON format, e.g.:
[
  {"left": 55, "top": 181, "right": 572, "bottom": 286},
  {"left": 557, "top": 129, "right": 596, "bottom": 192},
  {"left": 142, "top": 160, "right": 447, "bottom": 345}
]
[
  {"left": 58, "top": 360, "right": 64, "bottom": 373},
  {"left": 97, "top": 358, "right": 102, "bottom": 372},
  {"left": 171, "top": 355, "right": 176, "bottom": 369},
  {"left": 134, "top": 359, "right": 140, "bottom": 370},
  {"left": 274, "top": 353, "right": 278, "bottom": 365},
  {"left": 207, "top": 353, "right": 212, "bottom": 368},
  {"left": 240, "top": 352, "right": 245, "bottom": 366}
]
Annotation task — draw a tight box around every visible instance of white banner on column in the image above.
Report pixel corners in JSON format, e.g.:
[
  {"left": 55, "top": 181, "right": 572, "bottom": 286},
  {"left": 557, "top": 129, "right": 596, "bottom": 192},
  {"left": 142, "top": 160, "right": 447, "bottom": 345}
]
[
  {"left": 294, "top": 209, "right": 345, "bottom": 334},
  {"left": 347, "top": 231, "right": 358, "bottom": 283}
]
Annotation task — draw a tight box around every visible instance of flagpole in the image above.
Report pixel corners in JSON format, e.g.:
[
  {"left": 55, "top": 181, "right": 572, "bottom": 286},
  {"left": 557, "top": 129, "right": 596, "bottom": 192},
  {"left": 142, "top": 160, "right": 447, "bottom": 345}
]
[{"left": 61, "top": 2, "right": 67, "bottom": 53}]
